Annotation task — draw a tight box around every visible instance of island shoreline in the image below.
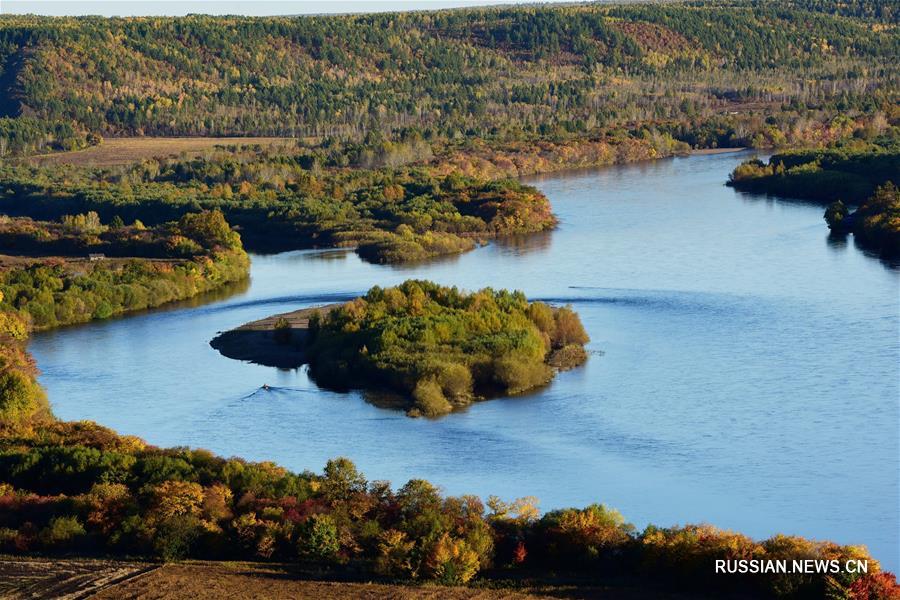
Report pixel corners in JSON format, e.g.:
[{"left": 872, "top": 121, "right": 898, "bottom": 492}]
[{"left": 209, "top": 304, "right": 341, "bottom": 369}]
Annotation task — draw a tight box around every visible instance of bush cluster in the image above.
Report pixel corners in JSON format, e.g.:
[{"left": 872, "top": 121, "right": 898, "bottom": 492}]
[
  {"left": 852, "top": 182, "right": 900, "bottom": 257},
  {"left": 0, "top": 209, "right": 240, "bottom": 260},
  {"left": 728, "top": 141, "right": 899, "bottom": 204}
]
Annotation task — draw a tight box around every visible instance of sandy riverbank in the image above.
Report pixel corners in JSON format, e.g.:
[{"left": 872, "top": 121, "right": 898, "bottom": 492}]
[
  {"left": 689, "top": 147, "right": 748, "bottom": 155},
  {"left": 209, "top": 304, "right": 341, "bottom": 369}
]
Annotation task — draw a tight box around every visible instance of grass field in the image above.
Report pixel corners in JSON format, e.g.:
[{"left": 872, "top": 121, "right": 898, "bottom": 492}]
[{"left": 26, "top": 137, "right": 297, "bottom": 167}]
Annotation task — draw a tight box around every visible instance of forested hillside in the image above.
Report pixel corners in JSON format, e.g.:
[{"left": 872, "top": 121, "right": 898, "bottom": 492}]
[{"left": 0, "top": 1, "right": 897, "bottom": 153}]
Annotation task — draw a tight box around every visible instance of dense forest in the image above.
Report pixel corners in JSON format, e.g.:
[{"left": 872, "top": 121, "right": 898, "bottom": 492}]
[
  {"left": 728, "top": 139, "right": 900, "bottom": 257},
  {"left": 0, "top": 2, "right": 897, "bottom": 154},
  {"left": 306, "top": 281, "right": 589, "bottom": 417}
]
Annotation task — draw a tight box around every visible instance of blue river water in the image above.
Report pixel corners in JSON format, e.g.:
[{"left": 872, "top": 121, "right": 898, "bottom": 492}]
[{"left": 30, "top": 151, "right": 900, "bottom": 570}]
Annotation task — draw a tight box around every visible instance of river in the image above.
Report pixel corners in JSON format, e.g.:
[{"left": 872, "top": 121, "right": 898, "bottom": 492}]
[{"left": 30, "top": 152, "right": 900, "bottom": 570}]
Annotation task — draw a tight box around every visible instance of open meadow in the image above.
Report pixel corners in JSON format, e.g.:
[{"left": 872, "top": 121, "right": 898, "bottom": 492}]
[{"left": 26, "top": 137, "right": 296, "bottom": 168}]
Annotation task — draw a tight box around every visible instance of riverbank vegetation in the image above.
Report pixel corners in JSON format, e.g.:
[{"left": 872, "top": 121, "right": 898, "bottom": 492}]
[
  {"left": 0, "top": 425, "right": 895, "bottom": 598},
  {"left": 0, "top": 307, "right": 49, "bottom": 426},
  {"left": 0, "top": 251, "right": 248, "bottom": 331},
  {"left": 843, "top": 182, "right": 900, "bottom": 258},
  {"left": 0, "top": 210, "right": 248, "bottom": 330},
  {"left": 0, "top": 209, "right": 240, "bottom": 259},
  {"left": 0, "top": 144, "right": 564, "bottom": 262},
  {"left": 727, "top": 140, "right": 899, "bottom": 204},
  {"left": 305, "top": 281, "right": 589, "bottom": 417},
  {"left": 728, "top": 139, "right": 900, "bottom": 258}
]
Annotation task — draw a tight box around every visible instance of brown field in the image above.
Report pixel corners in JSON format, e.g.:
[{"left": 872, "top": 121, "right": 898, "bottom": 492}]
[
  {"left": 0, "top": 557, "right": 155, "bottom": 600},
  {"left": 0, "top": 559, "right": 706, "bottom": 600},
  {"left": 26, "top": 137, "right": 297, "bottom": 168},
  {"left": 90, "top": 563, "right": 546, "bottom": 600}
]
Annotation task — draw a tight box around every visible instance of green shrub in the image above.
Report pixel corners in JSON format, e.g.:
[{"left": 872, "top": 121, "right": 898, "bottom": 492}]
[
  {"left": 298, "top": 514, "right": 340, "bottom": 562},
  {"left": 376, "top": 529, "right": 415, "bottom": 578},
  {"left": 853, "top": 182, "right": 900, "bottom": 257},
  {"left": 432, "top": 362, "right": 474, "bottom": 404},
  {"left": 493, "top": 355, "right": 553, "bottom": 394},
  {"left": 39, "top": 516, "right": 86, "bottom": 549},
  {"left": 552, "top": 306, "right": 590, "bottom": 347},
  {"left": 413, "top": 378, "right": 453, "bottom": 417},
  {"left": 177, "top": 210, "right": 242, "bottom": 251},
  {"left": 273, "top": 317, "right": 292, "bottom": 344},
  {"left": 824, "top": 200, "right": 849, "bottom": 230},
  {"left": 0, "top": 310, "right": 29, "bottom": 341},
  {"left": 153, "top": 515, "right": 202, "bottom": 562},
  {"left": 428, "top": 534, "right": 481, "bottom": 585},
  {"left": 0, "top": 369, "right": 49, "bottom": 423},
  {"left": 527, "top": 302, "right": 556, "bottom": 341}
]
